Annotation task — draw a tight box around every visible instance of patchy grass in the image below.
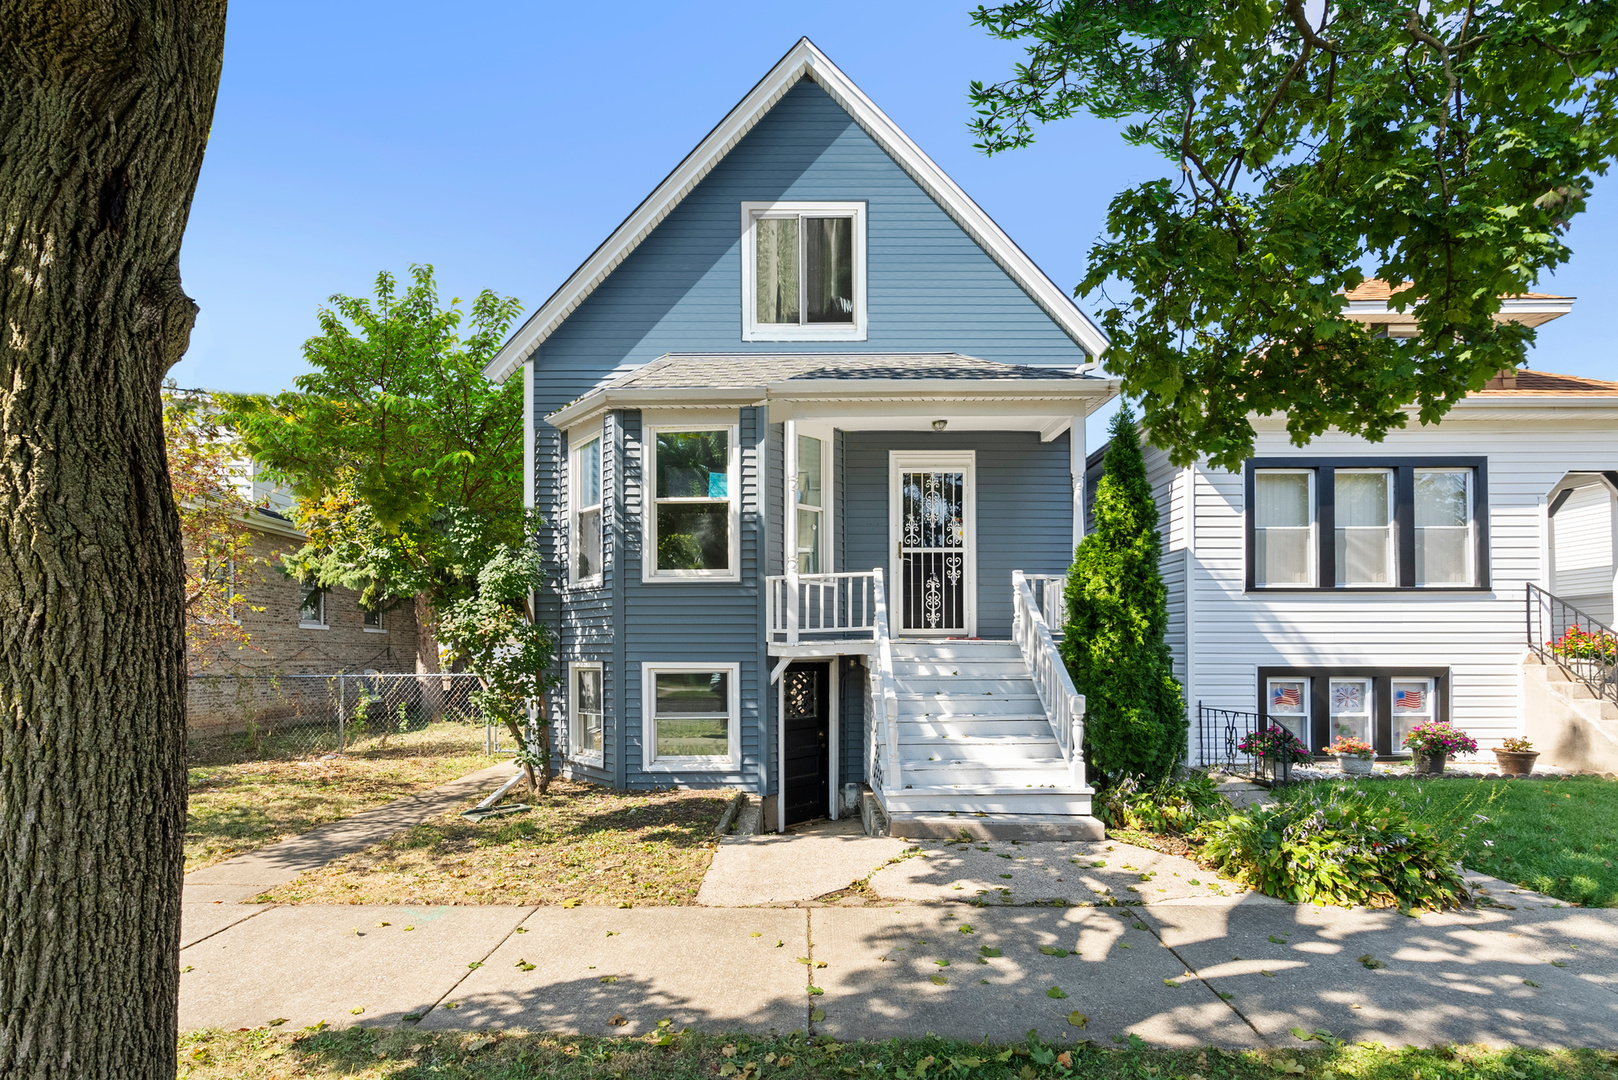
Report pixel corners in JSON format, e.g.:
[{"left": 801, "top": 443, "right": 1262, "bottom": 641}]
[
  {"left": 258, "top": 780, "right": 730, "bottom": 907},
  {"left": 186, "top": 722, "right": 490, "bottom": 872},
  {"left": 1275, "top": 774, "right": 1618, "bottom": 908},
  {"left": 177, "top": 1027, "right": 1618, "bottom": 1080}
]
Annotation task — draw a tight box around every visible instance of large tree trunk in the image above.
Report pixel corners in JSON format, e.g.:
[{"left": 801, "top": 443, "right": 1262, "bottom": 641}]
[{"left": 0, "top": 5, "right": 226, "bottom": 1078}]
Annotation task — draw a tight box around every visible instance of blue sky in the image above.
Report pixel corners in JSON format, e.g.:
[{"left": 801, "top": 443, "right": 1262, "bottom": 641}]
[{"left": 173, "top": 0, "right": 1616, "bottom": 447}]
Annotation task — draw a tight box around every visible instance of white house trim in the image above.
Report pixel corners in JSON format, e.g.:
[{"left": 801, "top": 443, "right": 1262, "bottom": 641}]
[{"left": 483, "top": 37, "right": 1107, "bottom": 384}]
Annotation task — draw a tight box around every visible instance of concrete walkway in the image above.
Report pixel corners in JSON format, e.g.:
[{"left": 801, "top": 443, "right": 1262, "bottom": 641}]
[
  {"left": 180, "top": 870, "right": 1618, "bottom": 1047},
  {"left": 181, "top": 762, "right": 514, "bottom": 948},
  {"left": 696, "top": 819, "right": 912, "bottom": 906}
]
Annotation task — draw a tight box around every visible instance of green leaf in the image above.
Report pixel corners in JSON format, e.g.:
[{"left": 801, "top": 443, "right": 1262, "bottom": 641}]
[
  {"left": 1046, "top": 986, "right": 1068, "bottom": 999},
  {"left": 1068, "top": 1010, "right": 1089, "bottom": 1028},
  {"left": 958, "top": 924, "right": 975, "bottom": 934},
  {"left": 979, "top": 945, "right": 1002, "bottom": 958},
  {"left": 1269, "top": 935, "right": 1289, "bottom": 944},
  {"left": 811, "top": 1009, "right": 825, "bottom": 1022},
  {"left": 1163, "top": 979, "right": 1179, "bottom": 987},
  {"left": 931, "top": 975, "right": 948, "bottom": 985},
  {"left": 1040, "top": 946, "right": 1069, "bottom": 957}
]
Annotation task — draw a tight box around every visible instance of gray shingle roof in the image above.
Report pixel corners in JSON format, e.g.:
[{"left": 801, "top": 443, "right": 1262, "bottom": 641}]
[{"left": 605, "top": 353, "right": 1091, "bottom": 389}]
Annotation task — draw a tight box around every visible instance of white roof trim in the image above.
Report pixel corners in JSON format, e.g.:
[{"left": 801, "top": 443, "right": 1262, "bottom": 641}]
[{"left": 484, "top": 38, "right": 1107, "bottom": 384}]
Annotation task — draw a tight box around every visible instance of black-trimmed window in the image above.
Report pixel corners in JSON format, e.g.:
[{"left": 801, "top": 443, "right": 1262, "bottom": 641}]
[
  {"left": 1257, "top": 667, "right": 1449, "bottom": 756},
  {"left": 1245, "top": 458, "right": 1488, "bottom": 590}
]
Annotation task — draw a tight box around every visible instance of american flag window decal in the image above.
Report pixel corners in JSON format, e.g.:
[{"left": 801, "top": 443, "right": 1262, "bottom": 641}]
[
  {"left": 1395, "top": 688, "right": 1425, "bottom": 710},
  {"left": 1271, "top": 684, "right": 1302, "bottom": 709}
]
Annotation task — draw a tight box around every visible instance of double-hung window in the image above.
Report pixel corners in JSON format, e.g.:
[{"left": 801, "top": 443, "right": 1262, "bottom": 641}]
[
  {"left": 1391, "top": 677, "right": 1436, "bottom": 752},
  {"left": 362, "top": 608, "right": 385, "bottom": 632},
  {"left": 741, "top": 202, "right": 866, "bottom": 341},
  {"left": 1246, "top": 459, "right": 1486, "bottom": 590},
  {"left": 795, "top": 432, "right": 826, "bottom": 574},
  {"left": 1328, "top": 677, "right": 1373, "bottom": 743},
  {"left": 646, "top": 423, "right": 738, "bottom": 580},
  {"left": 1266, "top": 677, "right": 1310, "bottom": 744},
  {"left": 1253, "top": 471, "right": 1315, "bottom": 587},
  {"left": 644, "top": 663, "right": 739, "bottom": 768},
  {"left": 571, "top": 662, "right": 603, "bottom": 761},
  {"left": 571, "top": 430, "right": 603, "bottom": 584},
  {"left": 1334, "top": 469, "right": 1395, "bottom": 586},
  {"left": 1415, "top": 469, "right": 1472, "bottom": 586},
  {"left": 299, "top": 585, "right": 326, "bottom": 629}
]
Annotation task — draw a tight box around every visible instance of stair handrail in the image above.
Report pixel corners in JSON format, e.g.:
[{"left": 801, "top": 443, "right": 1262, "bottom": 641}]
[
  {"left": 1527, "top": 582, "right": 1618, "bottom": 708},
  {"left": 870, "top": 567, "right": 901, "bottom": 793},
  {"left": 1012, "top": 570, "right": 1089, "bottom": 790}
]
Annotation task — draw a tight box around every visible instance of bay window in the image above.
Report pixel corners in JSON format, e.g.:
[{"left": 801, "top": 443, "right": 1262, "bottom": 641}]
[
  {"left": 571, "top": 431, "right": 603, "bottom": 583},
  {"left": 796, "top": 432, "right": 825, "bottom": 574},
  {"left": 570, "top": 662, "right": 603, "bottom": 760},
  {"left": 742, "top": 202, "right": 866, "bottom": 341},
  {"left": 646, "top": 423, "right": 738, "bottom": 580}
]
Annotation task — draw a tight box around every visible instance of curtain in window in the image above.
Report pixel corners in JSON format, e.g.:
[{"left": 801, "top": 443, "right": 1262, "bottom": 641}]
[
  {"left": 1415, "top": 470, "right": 1471, "bottom": 584},
  {"left": 804, "top": 217, "right": 853, "bottom": 323},
  {"left": 1334, "top": 470, "right": 1392, "bottom": 585},
  {"left": 755, "top": 218, "right": 799, "bottom": 324},
  {"left": 1254, "top": 472, "right": 1311, "bottom": 585}
]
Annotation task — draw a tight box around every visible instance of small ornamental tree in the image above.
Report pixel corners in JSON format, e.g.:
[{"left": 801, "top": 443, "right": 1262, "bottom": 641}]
[
  {"left": 1062, "top": 405, "right": 1187, "bottom": 783},
  {"left": 436, "top": 545, "right": 557, "bottom": 793}
]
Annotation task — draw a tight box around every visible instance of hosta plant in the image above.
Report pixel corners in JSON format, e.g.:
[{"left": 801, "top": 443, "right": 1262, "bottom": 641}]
[
  {"left": 1096, "top": 770, "right": 1230, "bottom": 834},
  {"left": 1196, "top": 789, "right": 1468, "bottom": 911}
]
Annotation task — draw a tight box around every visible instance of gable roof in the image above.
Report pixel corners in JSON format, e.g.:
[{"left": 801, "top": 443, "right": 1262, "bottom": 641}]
[
  {"left": 1474, "top": 369, "right": 1618, "bottom": 396},
  {"left": 484, "top": 38, "right": 1107, "bottom": 384}
]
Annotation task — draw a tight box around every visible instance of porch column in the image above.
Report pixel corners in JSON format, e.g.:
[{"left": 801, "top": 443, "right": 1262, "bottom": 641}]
[
  {"left": 784, "top": 418, "right": 799, "bottom": 642},
  {"left": 1070, "top": 414, "right": 1086, "bottom": 556}
]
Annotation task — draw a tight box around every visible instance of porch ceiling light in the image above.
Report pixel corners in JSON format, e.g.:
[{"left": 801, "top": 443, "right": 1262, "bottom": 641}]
[{"left": 932, "top": 419, "right": 948, "bottom": 431}]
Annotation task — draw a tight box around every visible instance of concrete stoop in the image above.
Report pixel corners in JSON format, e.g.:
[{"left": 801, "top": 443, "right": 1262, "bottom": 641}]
[
  {"left": 884, "top": 811, "right": 1104, "bottom": 842},
  {"left": 1523, "top": 656, "right": 1618, "bottom": 776}
]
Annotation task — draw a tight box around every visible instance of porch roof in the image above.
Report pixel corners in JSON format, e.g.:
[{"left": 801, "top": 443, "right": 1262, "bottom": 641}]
[{"left": 545, "top": 352, "right": 1119, "bottom": 432}]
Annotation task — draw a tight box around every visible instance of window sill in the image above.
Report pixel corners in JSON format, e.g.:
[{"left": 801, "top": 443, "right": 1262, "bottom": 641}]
[
  {"left": 571, "top": 752, "right": 605, "bottom": 768},
  {"left": 566, "top": 577, "right": 605, "bottom": 591},
  {"left": 641, "top": 759, "right": 737, "bottom": 772},
  {"left": 299, "top": 622, "right": 329, "bottom": 630},
  {"left": 1246, "top": 586, "right": 1491, "bottom": 594},
  {"left": 643, "top": 572, "right": 742, "bottom": 584},
  {"left": 362, "top": 627, "right": 387, "bottom": 634},
  {"left": 743, "top": 326, "right": 867, "bottom": 343}
]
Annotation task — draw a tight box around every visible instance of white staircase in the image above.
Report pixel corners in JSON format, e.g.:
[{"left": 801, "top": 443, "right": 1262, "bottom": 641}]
[{"left": 876, "top": 640, "right": 1099, "bottom": 839}]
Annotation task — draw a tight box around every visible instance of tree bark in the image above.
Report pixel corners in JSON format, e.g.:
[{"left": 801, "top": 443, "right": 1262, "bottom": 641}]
[{"left": 0, "top": 4, "right": 226, "bottom": 1078}]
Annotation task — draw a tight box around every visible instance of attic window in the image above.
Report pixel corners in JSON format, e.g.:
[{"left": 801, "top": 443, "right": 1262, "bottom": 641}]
[{"left": 741, "top": 202, "right": 866, "bottom": 342}]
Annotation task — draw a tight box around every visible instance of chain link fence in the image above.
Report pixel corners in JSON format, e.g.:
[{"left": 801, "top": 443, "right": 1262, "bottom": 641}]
[{"left": 186, "top": 672, "right": 510, "bottom": 762}]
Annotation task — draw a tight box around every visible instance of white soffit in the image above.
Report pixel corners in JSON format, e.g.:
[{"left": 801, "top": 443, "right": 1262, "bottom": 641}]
[{"left": 483, "top": 38, "right": 1107, "bottom": 384}]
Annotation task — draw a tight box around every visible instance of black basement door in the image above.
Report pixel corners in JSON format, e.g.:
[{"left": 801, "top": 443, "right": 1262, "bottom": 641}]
[{"left": 782, "top": 662, "right": 830, "bottom": 826}]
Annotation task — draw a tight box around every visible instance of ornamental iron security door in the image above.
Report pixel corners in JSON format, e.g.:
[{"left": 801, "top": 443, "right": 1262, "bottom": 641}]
[{"left": 893, "top": 458, "right": 974, "bottom": 635}]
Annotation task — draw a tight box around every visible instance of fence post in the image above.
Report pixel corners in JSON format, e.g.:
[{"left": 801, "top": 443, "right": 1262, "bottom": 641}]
[{"left": 337, "top": 674, "right": 346, "bottom": 752}]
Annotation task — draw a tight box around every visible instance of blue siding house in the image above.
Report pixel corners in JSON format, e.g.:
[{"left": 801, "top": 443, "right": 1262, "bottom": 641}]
[{"left": 485, "top": 40, "right": 1115, "bottom": 837}]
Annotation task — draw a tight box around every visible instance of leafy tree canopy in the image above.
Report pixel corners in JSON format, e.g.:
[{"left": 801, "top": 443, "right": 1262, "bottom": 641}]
[
  {"left": 225, "top": 264, "right": 524, "bottom": 611},
  {"left": 971, "top": 0, "right": 1618, "bottom": 468}
]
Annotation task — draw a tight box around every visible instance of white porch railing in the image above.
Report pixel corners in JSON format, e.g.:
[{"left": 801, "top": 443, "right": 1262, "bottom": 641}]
[
  {"left": 1023, "top": 573, "right": 1067, "bottom": 637},
  {"left": 766, "top": 571, "right": 879, "bottom": 645},
  {"left": 868, "top": 567, "right": 901, "bottom": 795},
  {"left": 1012, "top": 570, "right": 1088, "bottom": 790}
]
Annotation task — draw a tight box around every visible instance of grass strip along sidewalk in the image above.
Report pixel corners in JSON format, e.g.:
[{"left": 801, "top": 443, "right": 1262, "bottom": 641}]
[
  {"left": 1274, "top": 775, "right": 1618, "bottom": 908},
  {"left": 179, "top": 1028, "right": 1618, "bottom": 1080},
  {"left": 186, "top": 722, "right": 490, "bottom": 872},
  {"left": 258, "top": 780, "right": 731, "bottom": 907}
]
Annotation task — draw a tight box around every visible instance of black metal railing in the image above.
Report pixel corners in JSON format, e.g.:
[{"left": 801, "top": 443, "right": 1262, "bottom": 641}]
[
  {"left": 1527, "top": 583, "right": 1618, "bottom": 709},
  {"left": 1194, "top": 703, "right": 1306, "bottom": 783}
]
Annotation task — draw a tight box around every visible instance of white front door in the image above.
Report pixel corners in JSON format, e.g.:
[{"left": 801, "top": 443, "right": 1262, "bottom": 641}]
[{"left": 889, "top": 452, "right": 976, "bottom": 636}]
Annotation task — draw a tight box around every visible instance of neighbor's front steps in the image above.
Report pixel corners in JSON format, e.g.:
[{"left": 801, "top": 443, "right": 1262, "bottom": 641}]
[{"left": 879, "top": 640, "right": 1099, "bottom": 840}]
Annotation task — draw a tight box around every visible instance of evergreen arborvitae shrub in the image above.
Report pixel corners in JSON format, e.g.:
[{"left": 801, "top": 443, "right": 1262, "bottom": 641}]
[{"left": 1061, "top": 405, "right": 1187, "bottom": 783}]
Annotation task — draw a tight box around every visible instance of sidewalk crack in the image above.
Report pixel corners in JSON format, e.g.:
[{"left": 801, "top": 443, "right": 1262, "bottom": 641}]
[
  {"left": 805, "top": 908, "right": 817, "bottom": 1035},
  {"left": 179, "top": 903, "right": 277, "bottom": 951},
  {"left": 413, "top": 906, "right": 538, "bottom": 1025},
  {"left": 1138, "top": 911, "right": 1271, "bottom": 1046}
]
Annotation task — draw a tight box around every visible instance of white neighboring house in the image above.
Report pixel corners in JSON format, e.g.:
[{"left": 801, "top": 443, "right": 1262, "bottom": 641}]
[{"left": 1128, "top": 284, "right": 1618, "bottom": 768}]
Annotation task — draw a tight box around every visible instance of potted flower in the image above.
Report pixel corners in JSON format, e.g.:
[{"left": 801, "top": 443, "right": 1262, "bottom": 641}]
[
  {"left": 1401, "top": 720, "right": 1479, "bottom": 775},
  {"left": 1327, "top": 735, "right": 1375, "bottom": 776},
  {"left": 1237, "top": 725, "right": 1311, "bottom": 784},
  {"left": 1494, "top": 735, "right": 1539, "bottom": 776}
]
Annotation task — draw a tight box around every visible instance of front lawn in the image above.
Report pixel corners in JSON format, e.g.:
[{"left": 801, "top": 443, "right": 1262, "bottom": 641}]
[
  {"left": 1275, "top": 775, "right": 1618, "bottom": 908},
  {"left": 177, "top": 1028, "right": 1617, "bottom": 1080},
  {"left": 186, "top": 722, "right": 490, "bottom": 872},
  {"left": 257, "top": 780, "right": 730, "bottom": 907}
]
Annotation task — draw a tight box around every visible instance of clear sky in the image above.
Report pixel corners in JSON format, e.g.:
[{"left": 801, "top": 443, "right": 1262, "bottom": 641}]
[{"left": 172, "top": 0, "right": 1617, "bottom": 450}]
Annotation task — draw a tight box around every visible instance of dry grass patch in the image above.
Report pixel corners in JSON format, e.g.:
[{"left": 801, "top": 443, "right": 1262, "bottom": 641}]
[
  {"left": 259, "top": 779, "right": 730, "bottom": 907},
  {"left": 186, "top": 723, "right": 490, "bottom": 872}
]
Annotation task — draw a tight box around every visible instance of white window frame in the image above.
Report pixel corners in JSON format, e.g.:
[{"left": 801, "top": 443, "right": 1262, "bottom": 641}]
[
  {"left": 1391, "top": 676, "right": 1437, "bottom": 755},
  {"left": 569, "top": 661, "right": 605, "bottom": 765},
  {"left": 362, "top": 607, "right": 386, "bottom": 633},
  {"left": 1253, "top": 469, "right": 1317, "bottom": 588},
  {"left": 1414, "top": 467, "right": 1475, "bottom": 587},
  {"left": 570, "top": 422, "right": 605, "bottom": 587},
  {"left": 1327, "top": 676, "right": 1374, "bottom": 744},
  {"left": 642, "top": 661, "right": 741, "bottom": 771},
  {"left": 1333, "top": 467, "right": 1396, "bottom": 587},
  {"left": 792, "top": 424, "right": 834, "bottom": 575},
  {"left": 298, "top": 585, "right": 327, "bottom": 629},
  {"left": 643, "top": 416, "right": 741, "bottom": 583},
  {"left": 740, "top": 201, "right": 867, "bottom": 342},
  {"left": 1265, "top": 676, "right": 1311, "bottom": 745}
]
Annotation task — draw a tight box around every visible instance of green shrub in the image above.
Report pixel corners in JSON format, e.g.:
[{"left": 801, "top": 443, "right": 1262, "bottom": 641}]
[
  {"left": 1097, "top": 770, "right": 1230, "bottom": 834},
  {"left": 1196, "top": 787, "right": 1469, "bottom": 911},
  {"left": 1062, "top": 406, "right": 1187, "bottom": 782}
]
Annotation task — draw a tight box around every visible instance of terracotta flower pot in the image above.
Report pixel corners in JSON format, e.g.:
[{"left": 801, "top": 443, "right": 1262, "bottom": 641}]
[
  {"left": 1414, "top": 750, "right": 1447, "bottom": 776},
  {"left": 1338, "top": 754, "right": 1374, "bottom": 776},
  {"left": 1494, "top": 750, "right": 1539, "bottom": 775}
]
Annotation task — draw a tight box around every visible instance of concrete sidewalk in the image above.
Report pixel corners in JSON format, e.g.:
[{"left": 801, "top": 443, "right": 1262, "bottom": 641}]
[
  {"left": 181, "top": 762, "right": 514, "bottom": 948},
  {"left": 179, "top": 875, "right": 1618, "bottom": 1047}
]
